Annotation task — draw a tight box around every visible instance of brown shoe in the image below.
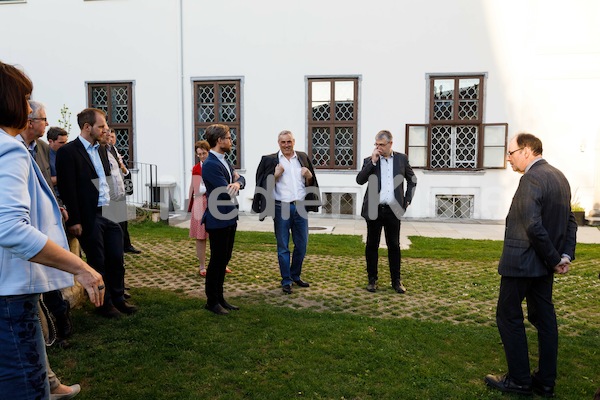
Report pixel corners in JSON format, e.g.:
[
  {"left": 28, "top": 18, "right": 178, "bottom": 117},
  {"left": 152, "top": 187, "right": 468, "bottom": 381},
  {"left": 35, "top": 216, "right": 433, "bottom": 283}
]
[{"left": 114, "top": 301, "right": 137, "bottom": 315}]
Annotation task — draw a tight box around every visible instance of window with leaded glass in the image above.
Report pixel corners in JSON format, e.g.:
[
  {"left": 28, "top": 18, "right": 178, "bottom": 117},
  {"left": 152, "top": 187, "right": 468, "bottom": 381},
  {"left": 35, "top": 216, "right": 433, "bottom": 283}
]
[
  {"left": 193, "top": 80, "right": 241, "bottom": 168},
  {"left": 88, "top": 82, "right": 134, "bottom": 165},
  {"left": 308, "top": 78, "right": 358, "bottom": 170},
  {"left": 406, "top": 75, "right": 507, "bottom": 170}
]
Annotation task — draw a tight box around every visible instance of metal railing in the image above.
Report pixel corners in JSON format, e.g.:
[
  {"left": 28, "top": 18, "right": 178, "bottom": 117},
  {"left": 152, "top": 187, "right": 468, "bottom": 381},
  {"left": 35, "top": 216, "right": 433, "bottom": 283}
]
[{"left": 125, "top": 162, "right": 159, "bottom": 209}]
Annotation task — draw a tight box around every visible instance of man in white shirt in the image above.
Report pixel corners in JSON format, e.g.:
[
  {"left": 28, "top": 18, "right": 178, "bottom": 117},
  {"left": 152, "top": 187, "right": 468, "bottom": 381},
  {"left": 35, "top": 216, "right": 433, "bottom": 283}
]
[
  {"left": 252, "top": 131, "right": 321, "bottom": 294},
  {"left": 356, "top": 130, "right": 417, "bottom": 294}
]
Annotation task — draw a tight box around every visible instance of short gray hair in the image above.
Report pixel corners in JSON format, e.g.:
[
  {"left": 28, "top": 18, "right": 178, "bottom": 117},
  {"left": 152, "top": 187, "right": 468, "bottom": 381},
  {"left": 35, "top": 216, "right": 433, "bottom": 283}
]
[
  {"left": 28, "top": 100, "right": 45, "bottom": 119},
  {"left": 375, "top": 130, "right": 392, "bottom": 142},
  {"left": 278, "top": 130, "right": 294, "bottom": 140}
]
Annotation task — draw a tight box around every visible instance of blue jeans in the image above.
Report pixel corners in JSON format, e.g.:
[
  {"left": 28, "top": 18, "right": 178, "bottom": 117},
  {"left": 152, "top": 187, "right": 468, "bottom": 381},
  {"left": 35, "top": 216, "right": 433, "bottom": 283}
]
[
  {"left": 0, "top": 294, "right": 49, "bottom": 400},
  {"left": 274, "top": 202, "right": 308, "bottom": 286}
]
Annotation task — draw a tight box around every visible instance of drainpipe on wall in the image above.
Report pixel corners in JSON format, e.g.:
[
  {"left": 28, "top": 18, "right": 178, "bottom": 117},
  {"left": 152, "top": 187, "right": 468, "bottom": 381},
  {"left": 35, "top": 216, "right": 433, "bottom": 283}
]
[{"left": 177, "top": 0, "right": 186, "bottom": 212}]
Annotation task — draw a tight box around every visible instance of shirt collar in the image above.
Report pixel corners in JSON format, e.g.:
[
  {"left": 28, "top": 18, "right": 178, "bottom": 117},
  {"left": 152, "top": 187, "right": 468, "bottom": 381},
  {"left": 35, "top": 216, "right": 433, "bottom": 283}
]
[
  {"left": 210, "top": 149, "right": 225, "bottom": 160},
  {"left": 277, "top": 150, "right": 297, "bottom": 160},
  {"left": 78, "top": 135, "right": 99, "bottom": 150},
  {"left": 525, "top": 157, "right": 543, "bottom": 173}
]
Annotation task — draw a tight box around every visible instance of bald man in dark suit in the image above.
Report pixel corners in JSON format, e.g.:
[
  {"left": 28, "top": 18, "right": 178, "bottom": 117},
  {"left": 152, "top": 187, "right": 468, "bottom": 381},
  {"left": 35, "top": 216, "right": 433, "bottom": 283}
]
[{"left": 485, "top": 133, "right": 577, "bottom": 397}]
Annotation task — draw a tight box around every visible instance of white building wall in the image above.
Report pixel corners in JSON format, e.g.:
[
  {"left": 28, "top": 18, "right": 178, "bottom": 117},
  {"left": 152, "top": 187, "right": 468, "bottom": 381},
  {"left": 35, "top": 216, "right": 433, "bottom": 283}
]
[{"left": 1, "top": 0, "right": 598, "bottom": 219}]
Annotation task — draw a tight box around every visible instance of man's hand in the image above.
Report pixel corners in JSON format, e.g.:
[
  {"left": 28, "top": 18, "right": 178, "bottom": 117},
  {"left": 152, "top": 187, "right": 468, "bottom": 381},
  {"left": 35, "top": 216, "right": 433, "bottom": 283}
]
[
  {"left": 227, "top": 182, "right": 241, "bottom": 197},
  {"left": 60, "top": 207, "right": 69, "bottom": 222},
  {"left": 371, "top": 147, "right": 381, "bottom": 164},
  {"left": 301, "top": 167, "right": 312, "bottom": 180},
  {"left": 554, "top": 256, "right": 571, "bottom": 274},
  {"left": 68, "top": 224, "right": 83, "bottom": 237},
  {"left": 274, "top": 163, "right": 284, "bottom": 179}
]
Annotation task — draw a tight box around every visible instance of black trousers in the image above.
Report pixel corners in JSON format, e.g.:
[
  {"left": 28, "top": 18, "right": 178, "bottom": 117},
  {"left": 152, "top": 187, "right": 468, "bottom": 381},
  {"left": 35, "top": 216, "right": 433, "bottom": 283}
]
[
  {"left": 78, "top": 214, "right": 125, "bottom": 306},
  {"left": 496, "top": 274, "right": 558, "bottom": 387},
  {"left": 365, "top": 205, "right": 401, "bottom": 284},
  {"left": 119, "top": 220, "right": 132, "bottom": 249},
  {"left": 205, "top": 224, "right": 237, "bottom": 308}
]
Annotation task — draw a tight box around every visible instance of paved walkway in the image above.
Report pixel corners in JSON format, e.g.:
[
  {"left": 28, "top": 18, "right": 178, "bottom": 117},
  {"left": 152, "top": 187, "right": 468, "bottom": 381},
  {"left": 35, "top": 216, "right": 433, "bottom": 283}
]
[{"left": 169, "top": 212, "right": 600, "bottom": 249}]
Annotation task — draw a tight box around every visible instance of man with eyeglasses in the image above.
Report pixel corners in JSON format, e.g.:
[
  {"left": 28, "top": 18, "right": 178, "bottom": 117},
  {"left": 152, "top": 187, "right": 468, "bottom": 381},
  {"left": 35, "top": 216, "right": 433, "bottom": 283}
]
[
  {"left": 17, "top": 101, "right": 53, "bottom": 191},
  {"left": 485, "top": 133, "right": 577, "bottom": 397},
  {"left": 356, "top": 130, "right": 417, "bottom": 294},
  {"left": 201, "top": 124, "right": 245, "bottom": 315}
]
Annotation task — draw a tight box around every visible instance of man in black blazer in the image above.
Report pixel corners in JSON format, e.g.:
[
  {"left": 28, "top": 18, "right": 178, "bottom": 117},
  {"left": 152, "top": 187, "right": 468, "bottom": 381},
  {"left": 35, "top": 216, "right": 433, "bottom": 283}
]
[
  {"left": 202, "top": 124, "right": 245, "bottom": 315},
  {"left": 251, "top": 130, "right": 321, "bottom": 294},
  {"left": 485, "top": 133, "right": 577, "bottom": 397},
  {"left": 56, "top": 108, "right": 136, "bottom": 318},
  {"left": 356, "top": 130, "right": 416, "bottom": 294}
]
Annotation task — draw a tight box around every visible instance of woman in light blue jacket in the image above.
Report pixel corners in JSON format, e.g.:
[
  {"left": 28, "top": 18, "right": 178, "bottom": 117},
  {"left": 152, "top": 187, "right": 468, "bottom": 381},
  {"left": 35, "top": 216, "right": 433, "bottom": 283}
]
[{"left": 0, "top": 61, "right": 105, "bottom": 400}]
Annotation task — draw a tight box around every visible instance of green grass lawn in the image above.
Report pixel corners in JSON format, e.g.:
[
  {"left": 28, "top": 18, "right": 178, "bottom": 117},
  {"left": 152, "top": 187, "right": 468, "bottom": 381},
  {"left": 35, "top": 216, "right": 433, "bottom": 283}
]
[{"left": 48, "top": 222, "right": 600, "bottom": 399}]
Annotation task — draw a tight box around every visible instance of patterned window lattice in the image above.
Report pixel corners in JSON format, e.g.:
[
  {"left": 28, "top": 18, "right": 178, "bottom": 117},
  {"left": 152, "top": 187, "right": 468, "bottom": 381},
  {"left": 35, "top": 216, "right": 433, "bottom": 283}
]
[
  {"left": 311, "top": 127, "right": 330, "bottom": 167},
  {"left": 322, "top": 192, "right": 355, "bottom": 215},
  {"left": 219, "top": 84, "right": 237, "bottom": 123},
  {"left": 430, "top": 125, "right": 477, "bottom": 169},
  {"left": 308, "top": 78, "right": 357, "bottom": 169},
  {"left": 92, "top": 87, "right": 109, "bottom": 114},
  {"left": 334, "top": 127, "right": 354, "bottom": 167},
  {"left": 89, "top": 82, "right": 134, "bottom": 164},
  {"left": 433, "top": 78, "right": 480, "bottom": 122},
  {"left": 115, "top": 128, "right": 130, "bottom": 165},
  {"left": 335, "top": 102, "right": 354, "bottom": 121},
  {"left": 312, "top": 103, "right": 330, "bottom": 121},
  {"left": 197, "top": 85, "right": 215, "bottom": 122},
  {"left": 436, "top": 195, "right": 474, "bottom": 219},
  {"left": 194, "top": 80, "right": 241, "bottom": 168},
  {"left": 111, "top": 86, "right": 130, "bottom": 124}
]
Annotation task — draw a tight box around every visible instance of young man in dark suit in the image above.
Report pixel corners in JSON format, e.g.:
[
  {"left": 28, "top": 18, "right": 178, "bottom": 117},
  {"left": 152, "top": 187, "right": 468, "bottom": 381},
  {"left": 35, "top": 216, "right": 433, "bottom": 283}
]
[
  {"left": 202, "top": 124, "right": 245, "bottom": 315},
  {"left": 251, "top": 130, "right": 321, "bottom": 294},
  {"left": 56, "top": 108, "right": 136, "bottom": 318},
  {"left": 356, "top": 130, "right": 417, "bottom": 294},
  {"left": 485, "top": 133, "right": 577, "bottom": 397}
]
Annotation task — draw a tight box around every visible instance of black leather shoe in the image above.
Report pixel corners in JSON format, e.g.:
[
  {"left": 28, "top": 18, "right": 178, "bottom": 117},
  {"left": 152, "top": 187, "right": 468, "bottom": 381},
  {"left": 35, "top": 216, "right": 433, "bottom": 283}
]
[
  {"left": 392, "top": 281, "right": 407, "bottom": 294},
  {"left": 485, "top": 374, "right": 532, "bottom": 396},
  {"left": 532, "top": 375, "right": 555, "bottom": 397},
  {"left": 124, "top": 246, "right": 141, "bottom": 254},
  {"left": 96, "top": 305, "right": 122, "bottom": 319},
  {"left": 205, "top": 303, "right": 229, "bottom": 315},
  {"left": 124, "top": 290, "right": 131, "bottom": 299},
  {"left": 114, "top": 301, "right": 138, "bottom": 315},
  {"left": 282, "top": 284, "right": 292, "bottom": 294},
  {"left": 220, "top": 300, "right": 239, "bottom": 311},
  {"left": 294, "top": 279, "right": 310, "bottom": 288}
]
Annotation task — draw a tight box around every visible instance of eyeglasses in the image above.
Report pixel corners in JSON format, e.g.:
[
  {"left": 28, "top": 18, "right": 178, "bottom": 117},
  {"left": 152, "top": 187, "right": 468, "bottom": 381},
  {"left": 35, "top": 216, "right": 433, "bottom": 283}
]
[
  {"left": 30, "top": 118, "right": 47, "bottom": 122},
  {"left": 375, "top": 142, "right": 390, "bottom": 147},
  {"left": 506, "top": 147, "right": 524, "bottom": 156}
]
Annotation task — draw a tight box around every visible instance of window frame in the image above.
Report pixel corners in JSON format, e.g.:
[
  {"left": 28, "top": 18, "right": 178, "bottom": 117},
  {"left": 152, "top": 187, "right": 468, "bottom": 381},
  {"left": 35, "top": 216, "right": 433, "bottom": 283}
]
[
  {"left": 307, "top": 77, "right": 359, "bottom": 170},
  {"left": 406, "top": 74, "right": 507, "bottom": 170},
  {"left": 87, "top": 81, "right": 135, "bottom": 165},
  {"left": 192, "top": 79, "right": 242, "bottom": 169}
]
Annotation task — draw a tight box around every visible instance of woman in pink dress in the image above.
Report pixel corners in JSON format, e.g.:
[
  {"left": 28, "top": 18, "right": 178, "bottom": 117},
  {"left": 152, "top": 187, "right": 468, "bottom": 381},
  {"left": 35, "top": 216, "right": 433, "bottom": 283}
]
[{"left": 188, "top": 141, "right": 210, "bottom": 276}]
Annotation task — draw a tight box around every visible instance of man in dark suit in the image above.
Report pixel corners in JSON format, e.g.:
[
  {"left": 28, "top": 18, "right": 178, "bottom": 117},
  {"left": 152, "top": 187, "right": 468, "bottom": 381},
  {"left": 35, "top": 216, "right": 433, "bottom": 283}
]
[
  {"left": 356, "top": 130, "right": 416, "bottom": 294},
  {"left": 485, "top": 133, "right": 577, "bottom": 397},
  {"left": 202, "top": 124, "right": 245, "bottom": 315},
  {"left": 56, "top": 108, "right": 136, "bottom": 318},
  {"left": 252, "top": 130, "right": 321, "bottom": 294}
]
